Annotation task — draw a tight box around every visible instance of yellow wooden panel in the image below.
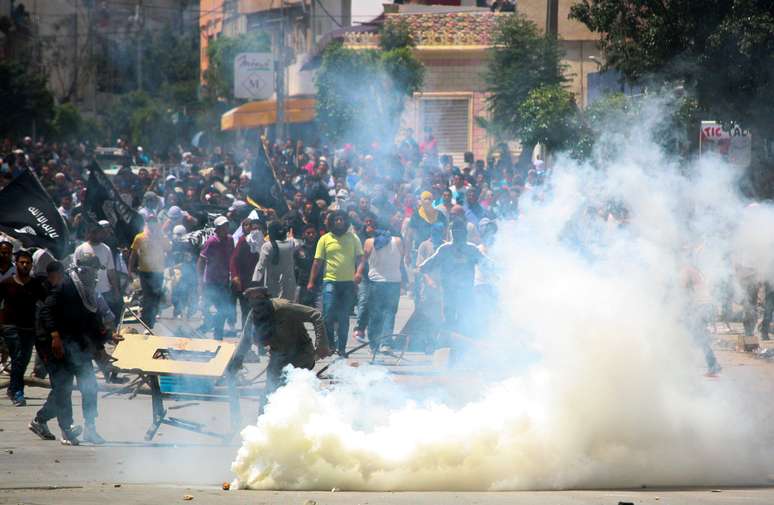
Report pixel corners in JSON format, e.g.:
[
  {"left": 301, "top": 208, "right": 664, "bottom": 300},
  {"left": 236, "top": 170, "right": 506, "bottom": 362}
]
[{"left": 112, "top": 333, "right": 237, "bottom": 378}]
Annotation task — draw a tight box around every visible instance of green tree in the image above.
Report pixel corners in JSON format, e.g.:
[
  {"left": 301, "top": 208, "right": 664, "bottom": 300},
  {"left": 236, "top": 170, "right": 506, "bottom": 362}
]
[
  {"left": 484, "top": 14, "right": 568, "bottom": 140},
  {"left": 0, "top": 61, "right": 54, "bottom": 138},
  {"left": 143, "top": 27, "right": 200, "bottom": 109},
  {"left": 107, "top": 91, "right": 176, "bottom": 156},
  {"left": 315, "top": 26, "right": 424, "bottom": 146},
  {"left": 379, "top": 18, "right": 415, "bottom": 51},
  {"left": 516, "top": 84, "right": 579, "bottom": 153},
  {"left": 570, "top": 0, "right": 774, "bottom": 161},
  {"left": 203, "top": 31, "right": 271, "bottom": 101}
]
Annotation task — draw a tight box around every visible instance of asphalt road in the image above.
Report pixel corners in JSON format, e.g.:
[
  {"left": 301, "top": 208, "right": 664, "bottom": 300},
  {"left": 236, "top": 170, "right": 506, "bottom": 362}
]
[{"left": 2, "top": 300, "right": 774, "bottom": 504}]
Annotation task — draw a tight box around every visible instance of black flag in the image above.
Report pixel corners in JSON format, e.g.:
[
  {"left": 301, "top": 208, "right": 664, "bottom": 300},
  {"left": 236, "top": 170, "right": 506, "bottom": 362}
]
[
  {"left": 85, "top": 161, "right": 144, "bottom": 247},
  {"left": 248, "top": 142, "right": 289, "bottom": 216},
  {"left": 0, "top": 169, "right": 70, "bottom": 258}
]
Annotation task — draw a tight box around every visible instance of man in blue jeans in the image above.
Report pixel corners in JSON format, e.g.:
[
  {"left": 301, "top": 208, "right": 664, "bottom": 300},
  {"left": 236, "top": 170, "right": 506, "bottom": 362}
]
[
  {"left": 307, "top": 211, "right": 362, "bottom": 355},
  {"left": 355, "top": 230, "right": 405, "bottom": 353},
  {"left": 0, "top": 250, "right": 46, "bottom": 406}
]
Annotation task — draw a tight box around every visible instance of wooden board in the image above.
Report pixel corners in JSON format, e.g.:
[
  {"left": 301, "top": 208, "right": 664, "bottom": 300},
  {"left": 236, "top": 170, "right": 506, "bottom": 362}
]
[{"left": 112, "top": 333, "right": 237, "bottom": 378}]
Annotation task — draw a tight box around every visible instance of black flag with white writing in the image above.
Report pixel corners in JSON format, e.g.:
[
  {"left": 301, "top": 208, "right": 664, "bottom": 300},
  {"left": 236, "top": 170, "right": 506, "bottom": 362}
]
[
  {"left": 248, "top": 142, "right": 290, "bottom": 216},
  {"left": 85, "top": 161, "right": 144, "bottom": 247},
  {"left": 0, "top": 169, "right": 70, "bottom": 257}
]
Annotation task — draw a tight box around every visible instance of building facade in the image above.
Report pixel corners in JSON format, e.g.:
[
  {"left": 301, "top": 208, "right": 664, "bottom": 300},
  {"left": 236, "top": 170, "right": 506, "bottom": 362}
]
[
  {"left": 340, "top": 1, "right": 601, "bottom": 162},
  {"left": 2, "top": 0, "right": 197, "bottom": 113}
]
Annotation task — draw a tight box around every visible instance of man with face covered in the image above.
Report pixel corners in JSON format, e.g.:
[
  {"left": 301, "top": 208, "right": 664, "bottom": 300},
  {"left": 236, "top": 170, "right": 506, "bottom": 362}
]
[
  {"left": 40, "top": 254, "right": 113, "bottom": 445},
  {"left": 233, "top": 287, "right": 330, "bottom": 394},
  {"left": 419, "top": 219, "right": 491, "bottom": 334}
]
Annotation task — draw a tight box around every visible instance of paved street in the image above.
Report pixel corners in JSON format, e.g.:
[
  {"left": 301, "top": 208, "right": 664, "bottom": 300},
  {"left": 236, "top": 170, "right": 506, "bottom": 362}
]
[{"left": 2, "top": 301, "right": 774, "bottom": 504}]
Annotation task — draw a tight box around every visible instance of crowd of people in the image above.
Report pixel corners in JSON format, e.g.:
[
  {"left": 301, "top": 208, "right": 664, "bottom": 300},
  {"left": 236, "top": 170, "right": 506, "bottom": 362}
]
[
  {"left": 0, "top": 126, "right": 740, "bottom": 444},
  {"left": 0, "top": 129, "right": 539, "bottom": 444}
]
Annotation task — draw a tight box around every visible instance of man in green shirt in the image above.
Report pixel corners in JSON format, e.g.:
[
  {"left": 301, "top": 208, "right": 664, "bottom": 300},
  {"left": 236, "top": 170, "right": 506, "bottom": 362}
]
[{"left": 307, "top": 210, "right": 363, "bottom": 355}]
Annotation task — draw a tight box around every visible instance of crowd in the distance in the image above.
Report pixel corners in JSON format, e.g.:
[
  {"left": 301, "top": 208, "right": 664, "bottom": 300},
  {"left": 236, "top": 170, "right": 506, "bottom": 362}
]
[{"left": 0, "top": 128, "right": 550, "bottom": 444}]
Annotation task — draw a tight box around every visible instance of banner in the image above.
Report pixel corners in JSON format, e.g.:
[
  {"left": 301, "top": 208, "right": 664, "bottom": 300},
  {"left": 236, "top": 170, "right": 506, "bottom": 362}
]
[
  {"left": 248, "top": 142, "right": 289, "bottom": 216},
  {"left": 0, "top": 169, "right": 69, "bottom": 258},
  {"left": 234, "top": 52, "right": 274, "bottom": 100},
  {"left": 85, "top": 161, "right": 145, "bottom": 247},
  {"left": 699, "top": 121, "right": 752, "bottom": 168}
]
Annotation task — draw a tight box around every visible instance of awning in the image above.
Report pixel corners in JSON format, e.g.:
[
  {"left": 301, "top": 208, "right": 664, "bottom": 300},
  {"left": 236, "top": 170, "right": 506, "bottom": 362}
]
[{"left": 220, "top": 97, "right": 316, "bottom": 131}]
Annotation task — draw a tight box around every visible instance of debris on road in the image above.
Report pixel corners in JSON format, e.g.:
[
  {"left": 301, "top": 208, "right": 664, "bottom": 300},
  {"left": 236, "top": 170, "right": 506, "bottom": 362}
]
[
  {"left": 183, "top": 494, "right": 194, "bottom": 500},
  {"left": 304, "top": 500, "right": 317, "bottom": 505},
  {"left": 222, "top": 482, "right": 230, "bottom": 490}
]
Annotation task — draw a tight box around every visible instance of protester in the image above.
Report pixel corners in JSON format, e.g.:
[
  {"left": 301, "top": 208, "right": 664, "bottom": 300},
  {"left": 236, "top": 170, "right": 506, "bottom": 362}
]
[
  {"left": 40, "top": 254, "right": 114, "bottom": 445},
  {"left": 237, "top": 287, "right": 330, "bottom": 394},
  {"left": 419, "top": 219, "right": 490, "bottom": 334},
  {"left": 356, "top": 228, "right": 405, "bottom": 353},
  {"left": 74, "top": 222, "right": 122, "bottom": 322},
  {"left": 253, "top": 220, "right": 296, "bottom": 300},
  {"left": 294, "top": 224, "right": 320, "bottom": 307},
  {"left": 230, "top": 216, "right": 261, "bottom": 328},
  {"left": 308, "top": 211, "right": 363, "bottom": 355},
  {"left": 129, "top": 215, "right": 169, "bottom": 329},
  {"left": 28, "top": 260, "right": 66, "bottom": 441},
  {"left": 198, "top": 215, "right": 234, "bottom": 340},
  {"left": 0, "top": 250, "right": 46, "bottom": 406}
]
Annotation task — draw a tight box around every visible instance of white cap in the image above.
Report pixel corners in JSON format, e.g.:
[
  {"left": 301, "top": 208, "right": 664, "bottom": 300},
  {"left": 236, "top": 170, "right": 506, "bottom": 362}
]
[
  {"left": 172, "top": 224, "right": 187, "bottom": 236},
  {"left": 213, "top": 216, "right": 229, "bottom": 228}
]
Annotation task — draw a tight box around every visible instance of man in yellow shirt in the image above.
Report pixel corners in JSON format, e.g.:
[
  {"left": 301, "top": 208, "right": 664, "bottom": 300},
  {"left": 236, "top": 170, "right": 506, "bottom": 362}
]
[
  {"left": 307, "top": 210, "right": 362, "bottom": 355},
  {"left": 129, "top": 214, "right": 170, "bottom": 329}
]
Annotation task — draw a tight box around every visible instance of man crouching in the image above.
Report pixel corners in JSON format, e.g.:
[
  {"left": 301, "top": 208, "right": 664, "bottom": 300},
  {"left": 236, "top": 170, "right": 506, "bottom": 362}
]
[{"left": 236, "top": 287, "right": 331, "bottom": 394}]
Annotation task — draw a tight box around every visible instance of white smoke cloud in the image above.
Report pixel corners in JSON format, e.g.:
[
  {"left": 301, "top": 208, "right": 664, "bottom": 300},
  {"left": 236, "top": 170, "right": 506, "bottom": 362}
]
[{"left": 231, "top": 96, "right": 774, "bottom": 491}]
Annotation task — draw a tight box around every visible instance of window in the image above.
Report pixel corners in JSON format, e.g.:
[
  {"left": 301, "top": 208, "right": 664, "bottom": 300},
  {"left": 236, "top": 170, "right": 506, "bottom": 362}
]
[{"left": 419, "top": 97, "right": 471, "bottom": 159}]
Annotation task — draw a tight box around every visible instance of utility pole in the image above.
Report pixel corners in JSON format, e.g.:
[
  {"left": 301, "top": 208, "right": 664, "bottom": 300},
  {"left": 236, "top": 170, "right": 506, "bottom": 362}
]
[
  {"left": 73, "top": 0, "right": 79, "bottom": 101},
  {"left": 135, "top": 0, "right": 144, "bottom": 91},
  {"left": 546, "top": 0, "right": 558, "bottom": 37},
  {"left": 275, "top": 1, "right": 287, "bottom": 141}
]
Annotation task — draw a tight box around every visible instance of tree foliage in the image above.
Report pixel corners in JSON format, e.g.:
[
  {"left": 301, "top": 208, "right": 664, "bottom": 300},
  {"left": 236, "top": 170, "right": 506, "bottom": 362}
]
[
  {"left": 379, "top": 18, "right": 415, "bottom": 51},
  {"left": 107, "top": 92, "right": 176, "bottom": 156},
  {"left": 570, "top": 0, "right": 774, "bottom": 135},
  {"left": 0, "top": 61, "right": 55, "bottom": 138},
  {"left": 516, "top": 84, "right": 579, "bottom": 152},
  {"left": 315, "top": 38, "right": 424, "bottom": 146},
  {"left": 484, "top": 14, "right": 568, "bottom": 139},
  {"left": 203, "top": 31, "right": 271, "bottom": 101}
]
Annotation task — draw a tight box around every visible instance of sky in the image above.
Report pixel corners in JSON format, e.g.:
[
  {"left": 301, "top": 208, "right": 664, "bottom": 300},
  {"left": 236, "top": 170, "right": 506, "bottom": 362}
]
[{"left": 351, "top": 0, "right": 385, "bottom": 24}]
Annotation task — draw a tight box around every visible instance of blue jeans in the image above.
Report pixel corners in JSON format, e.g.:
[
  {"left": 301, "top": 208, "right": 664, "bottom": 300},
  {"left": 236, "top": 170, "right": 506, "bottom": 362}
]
[
  {"left": 203, "top": 283, "right": 231, "bottom": 340},
  {"left": 43, "top": 340, "right": 98, "bottom": 431},
  {"left": 139, "top": 271, "right": 164, "bottom": 329},
  {"left": 355, "top": 278, "right": 370, "bottom": 332},
  {"left": 2, "top": 326, "right": 35, "bottom": 397},
  {"left": 322, "top": 281, "right": 356, "bottom": 354},
  {"left": 367, "top": 282, "right": 401, "bottom": 350}
]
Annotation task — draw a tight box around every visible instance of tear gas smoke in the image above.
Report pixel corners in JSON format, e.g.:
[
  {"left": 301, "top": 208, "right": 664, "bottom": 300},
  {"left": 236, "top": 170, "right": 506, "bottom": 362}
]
[{"left": 232, "top": 97, "right": 774, "bottom": 490}]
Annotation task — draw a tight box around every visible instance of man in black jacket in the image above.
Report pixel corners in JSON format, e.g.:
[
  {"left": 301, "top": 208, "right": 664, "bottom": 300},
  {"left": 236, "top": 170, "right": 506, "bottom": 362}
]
[{"left": 40, "top": 253, "right": 112, "bottom": 445}]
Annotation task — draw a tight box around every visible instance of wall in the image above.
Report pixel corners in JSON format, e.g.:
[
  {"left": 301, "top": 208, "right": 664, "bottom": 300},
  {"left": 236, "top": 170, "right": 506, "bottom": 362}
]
[{"left": 401, "top": 49, "right": 490, "bottom": 163}]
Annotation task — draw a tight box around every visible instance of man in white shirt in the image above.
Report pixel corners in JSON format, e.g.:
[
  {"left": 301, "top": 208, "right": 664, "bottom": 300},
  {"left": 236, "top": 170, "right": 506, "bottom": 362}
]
[{"left": 73, "top": 222, "right": 121, "bottom": 321}]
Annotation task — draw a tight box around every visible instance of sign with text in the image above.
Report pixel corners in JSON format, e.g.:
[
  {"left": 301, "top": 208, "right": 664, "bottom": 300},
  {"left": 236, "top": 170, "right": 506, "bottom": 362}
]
[
  {"left": 234, "top": 52, "right": 274, "bottom": 100},
  {"left": 699, "top": 121, "right": 751, "bottom": 168}
]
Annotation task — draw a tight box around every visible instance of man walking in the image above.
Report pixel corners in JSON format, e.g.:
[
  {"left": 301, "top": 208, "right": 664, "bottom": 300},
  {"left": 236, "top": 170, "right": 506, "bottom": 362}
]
[
  {"left": 355, "top": 229, "right": 405, "bottom": 353},
  {"left": 0, "top": 250, "right": 46, "bottom": 406},
  {"left": 307, "top": 211, "right": 362, "bottom": 355},
  {"left": 198, "top": 216, "right": 234, "bottom": 340},
  {"left": 40, "top": 254, "right": 112, "bottom": 445},
  {"left": 129, "top": 215, "right": 169, "bottom": 329}
]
